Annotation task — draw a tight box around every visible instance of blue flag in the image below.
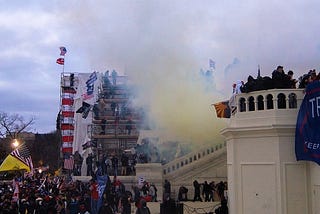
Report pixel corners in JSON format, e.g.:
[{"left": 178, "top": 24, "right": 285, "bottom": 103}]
[
  {"left": 97, "top": 174, "right": 109, "bottom": 210},
  {"left": 295, "top": 81, "right": 320, "bottom": 165}
]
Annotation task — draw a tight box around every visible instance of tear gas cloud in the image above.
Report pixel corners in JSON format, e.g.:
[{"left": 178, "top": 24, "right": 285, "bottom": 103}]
[
  {"left": 62, "top": 1, "right": 226, "bottom": 146},
  {"left": 59, "top": 0, "right": 320, "bottom": 146}
]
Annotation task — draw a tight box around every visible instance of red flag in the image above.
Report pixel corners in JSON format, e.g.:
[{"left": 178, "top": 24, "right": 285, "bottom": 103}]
[{"left": 56, "top": 58, "right": 64, "bottom": 65}]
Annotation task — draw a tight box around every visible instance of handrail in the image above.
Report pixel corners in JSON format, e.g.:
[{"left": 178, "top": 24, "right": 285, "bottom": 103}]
[
  {"left": 162, "top": 142, "right": 227, "bottom": 175},
  {"left": 88, "top": 123, "right": 139, "bottom": 138},
  {"left": 233, "top": 88, "right": 304, "bottom": 115}
]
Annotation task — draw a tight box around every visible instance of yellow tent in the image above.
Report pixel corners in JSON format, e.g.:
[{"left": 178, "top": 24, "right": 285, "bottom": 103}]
[{"left": 0, "top": 154, "right": 30, "bottom": 172}]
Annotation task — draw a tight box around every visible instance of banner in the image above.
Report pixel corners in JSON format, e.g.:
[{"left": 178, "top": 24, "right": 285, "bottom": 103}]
[
  {"left": 0, "top": 155, "right": 30, "bottom": 172},
  {"left": 295, "top": 81, "right": 320, "bottom": 165},
  {"left": 212, "top": 101, "right": 231, "bottom": 118},
  {"left": 73, "top": 72, "right": 102, "bottom": 155}
]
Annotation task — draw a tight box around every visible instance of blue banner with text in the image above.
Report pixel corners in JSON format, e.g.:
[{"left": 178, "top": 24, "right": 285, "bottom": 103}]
[{"left": 295, "top": 81, "right": 320, "bottom": 165}]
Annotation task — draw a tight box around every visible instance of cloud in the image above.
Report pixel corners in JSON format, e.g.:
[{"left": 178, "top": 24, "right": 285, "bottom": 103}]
[{"left": 2, "top": 0, "right": 320, "bottom": 136}]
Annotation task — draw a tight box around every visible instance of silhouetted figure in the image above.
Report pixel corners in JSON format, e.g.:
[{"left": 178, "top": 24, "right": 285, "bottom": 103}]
[
  {"left": 178, "top": 186, "right": 188, "bottom": 201},
  {"left": 217, "top": 181, "right": 226, "bottom": 200},
  {"left": 203, "top": 181, "right": 212, "bottom": 202},
  {"left": 125, "top": 119, "right": 133, "bottom": 135},
  {"left": 86, "top": 154, "right": 93, "bottom": 176},
  {"left": 135, "top": 199, "right": 150, "bottom": 214},
  {"left": 272, "top": 65, "right": 287, "bottom": 89},
  {"left": 240, "top": 75, "right": 257, "bottom": 93},
  {"left": 193, "top": 180, "right": 202, "bottom": 202},
  {"left": 215, "top": 198, "right": 228, "bottom": 214},
  {"left": 100, "top": 119, "right": 106, "bottom": 135},
  {"left": 111, "top": 155, "right": 118, "bottom": 176},
  {"left": 73, "top": 151, "right": 83, "bottom": 176},
  {"left": 163, "top": 179, "right": 171, "bottom": 201},
  {"left": 111, "top": 70, "right": 117, "bottom": 85}
]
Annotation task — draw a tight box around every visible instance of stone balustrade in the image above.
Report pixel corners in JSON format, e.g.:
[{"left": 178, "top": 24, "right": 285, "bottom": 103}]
[
  {"left": 162, "top": 142, "right": 227, "bottom": 175},
  {"left": 233, "top": 88, "right": 305, "bottom": 114}
]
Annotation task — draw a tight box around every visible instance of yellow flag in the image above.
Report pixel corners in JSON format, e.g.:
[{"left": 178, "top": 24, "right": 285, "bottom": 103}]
[{"left": 0, "top": 154, "right": 30, "bottom": 172}]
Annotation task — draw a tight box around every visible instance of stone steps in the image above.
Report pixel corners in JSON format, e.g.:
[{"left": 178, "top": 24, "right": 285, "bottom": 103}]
[{"left": 139, "top": 201, "right": 221, "bottom": 214}]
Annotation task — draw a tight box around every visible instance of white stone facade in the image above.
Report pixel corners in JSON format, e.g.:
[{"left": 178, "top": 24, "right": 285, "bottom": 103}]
[{"left": 222, "top": 89, "right": 320, "bottom": 214}]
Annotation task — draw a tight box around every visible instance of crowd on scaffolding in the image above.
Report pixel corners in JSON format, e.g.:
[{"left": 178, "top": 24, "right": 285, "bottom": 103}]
[{"left": 71, "top": 140, "right": 160, "bottom": 178}]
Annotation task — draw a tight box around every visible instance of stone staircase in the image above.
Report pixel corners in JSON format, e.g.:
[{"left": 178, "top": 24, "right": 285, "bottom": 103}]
[
  {"left": 73, "top": 142, "right": 227, "bottom": 209},
  {"left": 162, "top": 142, "right": 227, "bottom": 200},
  {"left": 145, "top": 201, "right": 221, "bottom": 214}
]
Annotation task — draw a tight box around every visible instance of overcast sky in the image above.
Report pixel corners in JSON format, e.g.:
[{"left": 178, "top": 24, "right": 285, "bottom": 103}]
[{"left": 1, "top": 0, "right": 320, "bottom": 138}]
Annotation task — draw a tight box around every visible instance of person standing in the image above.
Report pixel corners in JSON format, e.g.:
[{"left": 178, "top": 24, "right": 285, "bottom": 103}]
[
  {"left": 125, "top": 119, "right": 133, "bottom": 135},
  {"left": 86, "top": 154, "right": 93, "bottom": 176},
  {"left": 163, "top": 179, "right": 171, "bottom": 202},
  {"left": 135, "top": 199, "right": 150, "bottom": 214},
  {"left": 98, "top": 200, "right": 114, "bottom": 214},
  {"left": 203, "top": 181, "right": 212, "bottom": 202},
  {"left": 111, "top": 70, "right": 117, "bottom": 85},
  {"left": 111, "top": 155, "right": 119, "bottom": 176},
  {"left": 73, "top": 151, "right": 83, "bottom": 176},
  {"left": 121, "top": 153, "right": 129, "bottom": 176},
  {"left": 193, "top": 180, "right": 202, "bottom": 202},
  {"left": 209, "top": 181, "right": 216, "bottom": 202},
  {"left": 149, "top": 183, "right": 158, "bottom": 202},
  {"left": 89, "top": 179, "right": 99, "bottom": 214}
]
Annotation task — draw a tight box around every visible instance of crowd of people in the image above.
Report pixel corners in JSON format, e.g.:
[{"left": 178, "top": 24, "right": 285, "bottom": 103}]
[
  {"left": 236, "top": 66, "right": 320, "bottom": 94},
  {"left": 72, "top": 145, "right": 156, "bottom": 178},
  {"left": 0, "top": 169, "right": 229, "bottom": 214},
  {"left": 176, "top": 180, "right": 227, "bottom": 203},
  {"left": 0, "top": 170, "right": 157, "bottom": 214}
]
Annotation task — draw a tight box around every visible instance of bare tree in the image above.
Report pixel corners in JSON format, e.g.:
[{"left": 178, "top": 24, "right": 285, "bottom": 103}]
[{"left": 0, "top": 112, "right": 35, "bottom": 140}]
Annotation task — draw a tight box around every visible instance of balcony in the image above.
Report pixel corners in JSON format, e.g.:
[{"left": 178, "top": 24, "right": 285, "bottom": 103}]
[{"left": 229, "top": 88, "right": 305, "bottom": 127}]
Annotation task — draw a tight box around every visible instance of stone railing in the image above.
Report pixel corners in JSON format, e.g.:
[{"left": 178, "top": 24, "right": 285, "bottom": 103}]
[
  {"left": 162, "top": 142, "right": 227, "bottom": 175},
  {"left": 233, "top": 88, "right": 305, "bottom": 114}
]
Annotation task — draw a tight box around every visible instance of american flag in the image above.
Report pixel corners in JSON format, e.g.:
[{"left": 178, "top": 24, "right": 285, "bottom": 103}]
[
  {"left": 64, "top": 155, "right": 74, "bottom": 170},
  {"left": 11, "top": 144, "right": 34, "bottom": 172},
  {"left": 60, "top": 46, "right": 67, "bottom": 56}
]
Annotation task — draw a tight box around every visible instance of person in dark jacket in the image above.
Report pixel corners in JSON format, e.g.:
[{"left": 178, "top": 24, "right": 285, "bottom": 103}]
[
  {"left": 135, "top": 199, "right": 150, "bottom": 214},
  {"left": 215, "top": 198, "right": 228, "bottom": 214},
  {"left": 193, "top": 180, "right": 202, "bottom": 202},
  {"left": 98, "top": 200, "right": 114, "bottom": 214}
]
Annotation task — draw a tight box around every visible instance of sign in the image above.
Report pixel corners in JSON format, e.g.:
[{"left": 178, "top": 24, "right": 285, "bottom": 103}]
[{"left": 295, "top": 81, "right": 320, "bottom": 165}]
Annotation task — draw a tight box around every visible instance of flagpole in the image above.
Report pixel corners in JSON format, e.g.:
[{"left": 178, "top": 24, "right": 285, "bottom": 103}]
[{"left": 62, "top": 54, "right": 65, "bottom": 74}]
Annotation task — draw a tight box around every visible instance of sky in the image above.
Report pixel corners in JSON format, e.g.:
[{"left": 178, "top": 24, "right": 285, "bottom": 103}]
[{"left": 1, "top": 0, "right": 320, "bottom": 143}]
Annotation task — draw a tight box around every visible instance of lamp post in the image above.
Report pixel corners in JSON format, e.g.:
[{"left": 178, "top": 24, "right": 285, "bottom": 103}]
[{"left": 12, "top": 139, "right": 19, "bottom": 149}]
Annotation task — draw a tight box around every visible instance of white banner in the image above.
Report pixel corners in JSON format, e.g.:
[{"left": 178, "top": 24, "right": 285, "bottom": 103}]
[{"left": 73, "top": 72, "right": 102, "bottom": 156}]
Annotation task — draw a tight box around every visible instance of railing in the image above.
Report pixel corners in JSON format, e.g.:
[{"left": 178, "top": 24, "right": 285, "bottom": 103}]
[
  {"left": 233, "top": 88, "right": 305, "bottom": 115},
  {"left": 102, "top": 75, "right": 129, "bottom": 86},
  {"left": 88, "top": 123, "right": 139, "bottom": 138},
  {"left": 162, "top": 142, "right": 227, "bottom": 175}
]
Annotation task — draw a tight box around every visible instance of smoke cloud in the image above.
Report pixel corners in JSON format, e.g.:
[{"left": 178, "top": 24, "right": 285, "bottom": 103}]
[{"left": 61, "top": 1, "right": 226, "bottom": 145}]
